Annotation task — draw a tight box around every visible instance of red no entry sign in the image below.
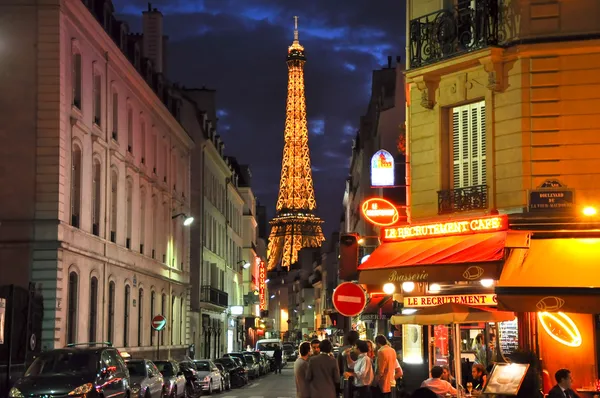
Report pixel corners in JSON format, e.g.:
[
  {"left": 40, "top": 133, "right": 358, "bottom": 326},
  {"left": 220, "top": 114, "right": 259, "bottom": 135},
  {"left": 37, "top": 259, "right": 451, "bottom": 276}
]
[
  {"left": 152, "top": 314, "right": 167, "bottom": 331},
  {"left": 332, "top": 282, "right": 367, "bottom": 317}
]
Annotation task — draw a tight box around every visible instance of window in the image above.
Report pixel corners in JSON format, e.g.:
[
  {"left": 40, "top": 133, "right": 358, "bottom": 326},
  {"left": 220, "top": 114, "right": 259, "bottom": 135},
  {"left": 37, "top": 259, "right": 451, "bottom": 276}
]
[
  {"left": 163, "top": 145, "right": 168, "bottom": 182},
  {"left": 89, "top": 277, "right": 98, "bottom": 342},
  {"left": 112, "top": 92, "right": 118, "bottom": 140},
  {"left": 108, "top": 281, "right": 115, "bottom": 343},
  {"left": 67, "top": 271, "right": 78, "bottom": 344},
  {"left": 126, "top": 179, "right": 133, "bottom": 249},
  {"left": 110, "top": 170, "right": 118, "bottom": 243},
  {"left": 452, "top": 101, "right": 487, "bottom": 188},
  {"left": 171, "top": 296, "right": 176, "bottom": 345},
  {"left": 163, "top": 203, "right": 169, "bottom": 263},
  {"left": 152, "top": 134, "right": 157, "bottom": 173},
  {"left": 180, "top": 298, "right": 184, "bottom": 345},
  {"left": 140, "top": 189, "right": 146, "bottom": 254},
  {"left": 127, "top": 107, "right": 133, "bottom": 153},
  {"left": 93, "top": 72, "right": 101, "bottom": 125},
  {"left": 150, "top": 291, "right": 155, "bottom": 345},
  {"left": 124, "top": 285, "right": 130, "bottom": 347},
  {"left": 92, "top": 159, "right": 101, "bottom": 236},
  {"left": 72, "top": 53, "right": 82, "bottom": 109},
  {"left": 71, "top": 145, "right": 82, "bottom": 228},
  {"left": 141, "top": 122, "right": 146, "bottom": 164},
  {"left": 161, "top": 293, "right": 166, "bottom": 345},
  {"left": 138, "top": 288, "right": 144, "bottom": 346},
  {"left": 152, "top": 196, "right": 158, "bottom": 259}
]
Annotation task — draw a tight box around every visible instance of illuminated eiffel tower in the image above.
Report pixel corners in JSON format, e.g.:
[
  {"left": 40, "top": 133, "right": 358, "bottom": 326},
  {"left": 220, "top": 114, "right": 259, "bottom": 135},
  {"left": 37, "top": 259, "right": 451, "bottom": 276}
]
[{"left": 267, "top": 16, "right": 325, "bottom": 270}]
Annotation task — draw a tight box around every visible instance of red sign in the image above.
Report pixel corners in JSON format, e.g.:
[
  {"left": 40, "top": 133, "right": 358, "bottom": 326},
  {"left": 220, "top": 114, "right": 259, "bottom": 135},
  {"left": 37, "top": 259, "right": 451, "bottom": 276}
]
[
  {"left": 151, "top": 314, "right": 166, "bottom": 331},
  {"left": 258, "top": 258, "right": 267, "bottom": 310},
  {"left": 361, "top": 198, "right": 400, "bottom": 227},
  {"left": 382, "top": 214, "right": 508, "bottom": 242},
  {"left": 332, "top": 282, "right": 367, "bottom": 317}
]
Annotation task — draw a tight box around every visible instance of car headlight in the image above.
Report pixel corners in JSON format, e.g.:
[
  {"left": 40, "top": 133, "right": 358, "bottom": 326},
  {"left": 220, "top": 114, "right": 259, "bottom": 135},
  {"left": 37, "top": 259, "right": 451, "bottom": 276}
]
[
  {"left": 8, "top": 387, "right": 23, "bottom": 398},
  {"left": 131, "top": 384, "right": 141, "bottom": 394},
  {"left": 203, "top": 375, "right": 211, "bottom": 382},
  {"left": 68, "top": 383, "right": 94, "bottom": 396}
]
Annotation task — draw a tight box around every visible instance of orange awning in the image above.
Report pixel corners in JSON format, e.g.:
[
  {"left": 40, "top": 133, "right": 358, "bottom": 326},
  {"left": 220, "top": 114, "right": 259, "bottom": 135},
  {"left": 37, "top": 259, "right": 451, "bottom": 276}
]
[
  {"left": 358, "top": 232, "right": 506, "bottom": 285},
  {"left": 361, "top": 295, "right": 394, "bottom": 320}
]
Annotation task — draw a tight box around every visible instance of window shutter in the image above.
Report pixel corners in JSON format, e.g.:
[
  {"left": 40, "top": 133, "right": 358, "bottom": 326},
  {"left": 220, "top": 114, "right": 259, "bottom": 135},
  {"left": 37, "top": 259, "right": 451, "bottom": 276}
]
[
  {"left": 452, "top": 106, "right": 470, "bottom": 188},
  {"left": 470, "top": 102, "right": 486, "bottom": 186},
  {"left": 452, "top": 101, "right": 486, "bottom": 188}
]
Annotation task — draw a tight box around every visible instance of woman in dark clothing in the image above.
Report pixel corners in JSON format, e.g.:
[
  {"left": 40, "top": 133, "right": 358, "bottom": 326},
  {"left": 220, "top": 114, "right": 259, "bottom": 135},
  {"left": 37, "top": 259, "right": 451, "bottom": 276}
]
[{"left": 273, "top": 346, "right": 283, "bottom": 374}]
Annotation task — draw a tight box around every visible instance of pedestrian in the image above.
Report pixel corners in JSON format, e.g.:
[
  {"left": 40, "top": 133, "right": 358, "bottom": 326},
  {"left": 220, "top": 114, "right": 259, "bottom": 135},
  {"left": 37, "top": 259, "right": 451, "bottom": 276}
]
[
  {"left": 547, "top": 368, "right": 580, "bottom": 398},
  {"left": 337, "top": 330, "right": 359, "bottom": 394},
  {"left": 374, "top": 335, "right": 397, "bottom": 398},
  {"left": 274, "top": 345, "right": 283, "bottom": 374},
  {"left": 295, "top": 342, "right": 311, "bottom": 398},
  {"left": 344, "top": 340, "right": 374, "bottom": 398},
  {"left": 306, "top": 339, "right": 340, "bottom": 398},
  {"left": 311, "top": 339, "right": 321, "bottom": 356}
]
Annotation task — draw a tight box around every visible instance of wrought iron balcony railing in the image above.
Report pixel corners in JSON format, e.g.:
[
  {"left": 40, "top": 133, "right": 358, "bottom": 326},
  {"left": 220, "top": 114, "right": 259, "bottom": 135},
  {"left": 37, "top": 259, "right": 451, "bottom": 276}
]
[
  {"left": 409, "top": 0, "right": 500, "bottom": 68},
  {"left": 200, "top": 285, "right": 228, "bottom": 307},
  {"left": 438, "top": 185, "right": 488, "bottom": 214}
]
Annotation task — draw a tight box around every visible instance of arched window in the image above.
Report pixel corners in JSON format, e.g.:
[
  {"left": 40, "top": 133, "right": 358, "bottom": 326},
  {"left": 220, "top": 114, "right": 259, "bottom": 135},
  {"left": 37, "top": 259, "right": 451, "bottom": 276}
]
[
  {"left": 67, "top": 271, "right": 78, "bottom": 344},
  {"left": 127, "top": 106, "right": 133, "bottom": 153},
  {"left": 92, "top": 159, "right": 101, "bottom": 236},
  {"left": 110, "top": 170, "right": 118, "bottom": 243},
  {"left": 180, "top": 297, "right": 185, "bottom": 345},
  {"left": 126, "top": 179, "right": 133, "bottom": 249},
  {"left": 138, "top": 288, "right": 144, "bottom": 346},
  {"left": 150, "top": 291, "right": 156, "bottom": 346},
  {"left": 140, "top": 188, "right": 146, "bottom": 255},
  {"left": 71, "top": 145, "right": 82, "bottom": 228},
  {"left": 161, "top": 293, "right": 166, "bottom": 345},
  {"left": 141, "top": 121, "right": 146, "bottom": 164},
  {"left": 108, "top": 281, "right": 115, "bottom": 343},
  {"left": 124, "top": 285, "right": 130, "bottom": 347},
  {"left": 89, "top": 276, "right": 98, "bottom": 342}
]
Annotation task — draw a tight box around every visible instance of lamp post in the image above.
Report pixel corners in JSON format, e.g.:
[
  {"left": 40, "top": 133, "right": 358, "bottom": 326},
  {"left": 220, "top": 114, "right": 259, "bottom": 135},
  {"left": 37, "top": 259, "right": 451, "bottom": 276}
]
[{"left": 171, "top": 212, "right": 194, "bottom": 226}]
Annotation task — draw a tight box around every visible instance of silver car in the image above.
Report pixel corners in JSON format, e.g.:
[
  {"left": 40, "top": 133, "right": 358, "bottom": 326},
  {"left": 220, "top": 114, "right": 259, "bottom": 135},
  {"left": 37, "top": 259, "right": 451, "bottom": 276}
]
[
  {"left": 126, "top": 359, "right": 164, "bottom": 398},
  {"left": 154, "top": 360, "right": 186, "bottom": 398},
  {"left": 192, "top": 360, "right": 223, "bottom": 394}
]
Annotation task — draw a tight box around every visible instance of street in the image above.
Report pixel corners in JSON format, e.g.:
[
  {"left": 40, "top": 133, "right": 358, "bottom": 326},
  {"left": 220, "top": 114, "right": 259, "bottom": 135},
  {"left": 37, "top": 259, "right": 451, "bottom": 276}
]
[{"left": 213, "top": 366, "right": 296, "bottom": 398}]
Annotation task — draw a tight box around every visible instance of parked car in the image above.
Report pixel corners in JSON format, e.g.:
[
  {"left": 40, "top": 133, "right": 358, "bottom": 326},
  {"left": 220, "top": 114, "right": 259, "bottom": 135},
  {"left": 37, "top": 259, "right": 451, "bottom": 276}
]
[
  {"left": 214, "top": 362, "right": 231, "bottom": 390},
  {"left": 224, "top": 352, "right": 250, "bottom": 372},
  {"left": 154, "top": 360, "right": 185, "bottom": 398},
  {"left": 243, "top": 354, "right": 260, "bottom": 379},
  {"left": 126, "top": 359, "right": 164, "bottom": 398},
  {"left": 191, "top": 360, "right": 223, "bottom": 394},
  {"left": 215, "top": 357, "right": 247, "bottom": 387},
  {"left": 283, "top": 343, "right": 297, "bottom": 362},
  {"left": 259, "top": 352, "right": 271, "bottom": 374},
  {"left": 9, "top": 344, "right": 130, "bottom": 398},
  {"left": 247, "top": 351, "right": 266, "bottom": 376}
]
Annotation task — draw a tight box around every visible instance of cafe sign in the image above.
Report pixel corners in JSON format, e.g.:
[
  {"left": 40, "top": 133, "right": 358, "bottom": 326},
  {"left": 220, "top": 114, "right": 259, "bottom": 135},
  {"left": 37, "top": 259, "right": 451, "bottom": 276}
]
[
  {"left": 383, "top": 215, "right": 508, "bottom": 242},
  {"left": 361, "top": 198, "right": 400, "bottom": 227},
  {"left": 404, "top": 294, "right": 498, "bottom": 308},
  {"left": 371, "top": 150, "right": 395, "bottom": 187}
]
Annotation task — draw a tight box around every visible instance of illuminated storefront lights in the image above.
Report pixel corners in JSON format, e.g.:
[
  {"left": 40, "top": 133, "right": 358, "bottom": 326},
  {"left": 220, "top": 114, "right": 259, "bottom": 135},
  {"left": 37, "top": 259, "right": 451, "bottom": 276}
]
[{"left": 538, "top": 312, "right": 582, "bottom": 348}]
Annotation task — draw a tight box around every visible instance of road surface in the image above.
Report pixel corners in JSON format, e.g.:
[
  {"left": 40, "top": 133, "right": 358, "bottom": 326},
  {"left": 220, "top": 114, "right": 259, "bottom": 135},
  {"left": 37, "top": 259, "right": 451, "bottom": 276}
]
[{"left": 213, "top": 365, "right": 296, "bottom": 398}]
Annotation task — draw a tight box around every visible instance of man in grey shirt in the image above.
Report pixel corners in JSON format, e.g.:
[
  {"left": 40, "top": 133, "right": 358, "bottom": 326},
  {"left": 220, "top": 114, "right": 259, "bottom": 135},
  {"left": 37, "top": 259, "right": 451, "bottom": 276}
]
[{"left": 295, "top": 342, "right": 311, "bottom": 398}]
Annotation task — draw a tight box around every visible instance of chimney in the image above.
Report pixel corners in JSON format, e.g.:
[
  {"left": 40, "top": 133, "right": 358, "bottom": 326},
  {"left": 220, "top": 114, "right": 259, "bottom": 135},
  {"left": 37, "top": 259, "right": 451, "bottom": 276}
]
[
  {"left": 387, "top": 55, "right": 392, "bottom": 69},
  {"left": 142, "top": 5, "right": 164, "bottom": 73}
]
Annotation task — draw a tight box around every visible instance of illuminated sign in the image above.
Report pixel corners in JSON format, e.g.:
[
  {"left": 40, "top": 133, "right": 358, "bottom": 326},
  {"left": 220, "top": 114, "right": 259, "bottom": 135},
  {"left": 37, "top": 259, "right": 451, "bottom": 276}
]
[
  {"left": 383, "top": 215, "right": 508, "bottom": 241},
  {"left": 371, "top": 150, "right": 395, "bottom": 187},
  {"left": 538, "top": 312, "right": 582, "bottom": 347},
  {"left": 230, "top": 306, "right": 243, "bottom": 315},
  {"left": 404, "top": 294, "right": 498, "bottom": 308},
  {"left": 258, "top": 259, "right": 267, "bottom": 310},
  {"left": 361, "top": 198, "right": 400, "bottom": 226}
]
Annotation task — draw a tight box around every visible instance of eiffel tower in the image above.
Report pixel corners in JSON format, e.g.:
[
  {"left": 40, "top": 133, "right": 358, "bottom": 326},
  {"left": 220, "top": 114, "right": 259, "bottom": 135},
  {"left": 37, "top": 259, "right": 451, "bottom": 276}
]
[{"left": 267, "top": 17, "right": 325, "bottom": 270}]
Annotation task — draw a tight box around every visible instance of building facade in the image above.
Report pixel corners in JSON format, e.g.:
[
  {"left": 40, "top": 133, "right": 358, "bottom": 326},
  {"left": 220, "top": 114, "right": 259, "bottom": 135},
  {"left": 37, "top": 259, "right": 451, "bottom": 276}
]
[{"left": 0, "top": 0, "right": 193, "bottom": 359}]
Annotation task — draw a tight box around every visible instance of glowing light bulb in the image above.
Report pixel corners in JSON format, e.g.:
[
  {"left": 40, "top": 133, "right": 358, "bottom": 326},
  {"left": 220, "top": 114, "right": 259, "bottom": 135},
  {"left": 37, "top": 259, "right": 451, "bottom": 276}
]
[
  {"left": 383, "top": 283, "right": 396, "bottom": 295},
  {"left": 402, "top": 282, "right": 415, "bottom": 293}
]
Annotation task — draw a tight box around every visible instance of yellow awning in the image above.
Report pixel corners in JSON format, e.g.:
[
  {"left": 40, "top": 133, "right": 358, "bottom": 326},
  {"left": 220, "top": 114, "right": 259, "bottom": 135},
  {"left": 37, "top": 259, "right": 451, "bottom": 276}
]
[
  {"left": 391, "top": 303, "right": 515, "bottom": 325},
  {"left": 496, "top": 238, "right": 600, "bottom": 313}
]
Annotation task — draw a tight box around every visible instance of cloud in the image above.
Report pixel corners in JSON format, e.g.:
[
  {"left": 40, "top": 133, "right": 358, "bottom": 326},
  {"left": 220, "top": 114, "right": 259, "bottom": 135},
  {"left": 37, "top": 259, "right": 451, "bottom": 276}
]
[{"left": 116, "top": 0, "right": 406, "bottom": 237}]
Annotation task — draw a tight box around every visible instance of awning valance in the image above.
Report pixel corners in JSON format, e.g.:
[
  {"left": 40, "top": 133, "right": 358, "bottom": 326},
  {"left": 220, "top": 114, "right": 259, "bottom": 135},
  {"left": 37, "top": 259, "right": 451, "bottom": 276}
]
[
  {"left": 390, "top": 303, "right": 515, "bottom": 325},
  {"left": 358, "top": 232, "right": 506, "bottom": 285},
  {"left": 496, "top": 238, "right": 600, "bottom": 313}
]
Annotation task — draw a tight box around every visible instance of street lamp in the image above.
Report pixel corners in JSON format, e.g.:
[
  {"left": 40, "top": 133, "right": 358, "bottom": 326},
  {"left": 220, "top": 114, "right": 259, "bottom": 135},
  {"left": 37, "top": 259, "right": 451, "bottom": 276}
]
[
  {"left": 237, "top": 260, "right": 251, "bottom": 269},
  {"left": 583, "top": 206, "right": 597, "bottom": 216},
  {"left": 172, "top": 213, "right": 194, "bottom": 226}
]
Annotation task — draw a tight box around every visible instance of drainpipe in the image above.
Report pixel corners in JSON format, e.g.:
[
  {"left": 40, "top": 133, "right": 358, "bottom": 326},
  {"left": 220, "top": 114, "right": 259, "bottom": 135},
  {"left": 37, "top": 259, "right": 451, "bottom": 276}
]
[
  {"left": 405, "top": 2, "right": 412, "bottom": 224},
  {"left": 102, "top": 51, "right": 110, "bottom": 340}
]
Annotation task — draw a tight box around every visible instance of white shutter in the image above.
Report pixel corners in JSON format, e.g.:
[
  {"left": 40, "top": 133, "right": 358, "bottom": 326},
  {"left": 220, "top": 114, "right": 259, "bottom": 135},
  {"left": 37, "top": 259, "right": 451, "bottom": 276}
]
[{"left": 452, "top": 101, "right": 486, "bottom": 188}]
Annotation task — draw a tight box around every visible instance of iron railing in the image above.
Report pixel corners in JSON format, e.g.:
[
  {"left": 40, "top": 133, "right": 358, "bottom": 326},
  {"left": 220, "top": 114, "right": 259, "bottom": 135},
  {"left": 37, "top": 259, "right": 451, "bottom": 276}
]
[
  {"left": 409, "top": 0, "right": 500, "bottom": 68},
  {"left": 200, "top": 285, "right": 228, "bottom": 307},
  {"left": 438, "top": 185, "right": 488, "bottom": 214}
]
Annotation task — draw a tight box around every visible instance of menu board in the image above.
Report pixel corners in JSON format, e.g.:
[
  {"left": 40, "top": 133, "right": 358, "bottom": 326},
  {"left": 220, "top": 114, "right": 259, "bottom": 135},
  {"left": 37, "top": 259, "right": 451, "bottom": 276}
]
[
  {"left": 483, "top": 363, "right": 529, "bottom": 395},
  {"left": 499, "top": 319, "right": 519, "bottom": 355}
]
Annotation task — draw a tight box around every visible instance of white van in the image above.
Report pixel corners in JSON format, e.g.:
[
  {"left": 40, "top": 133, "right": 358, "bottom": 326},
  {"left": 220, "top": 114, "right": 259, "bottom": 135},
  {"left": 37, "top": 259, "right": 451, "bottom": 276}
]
[{"left": 255, "top": 338, "right": 283, "bottom": 358}]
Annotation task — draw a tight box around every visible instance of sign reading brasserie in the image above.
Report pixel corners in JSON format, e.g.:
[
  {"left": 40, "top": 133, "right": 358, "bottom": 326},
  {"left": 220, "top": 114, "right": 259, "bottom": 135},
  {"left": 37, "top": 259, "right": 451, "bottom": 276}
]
[
  {"left": 529, "top": 179, "right": 574, "bottom": 212},
  {"left": 404, "top": 294, "right": 497, "bottom": 308},
  {"left": 383, "top": 215, "right": 508, "bottom": 241}
]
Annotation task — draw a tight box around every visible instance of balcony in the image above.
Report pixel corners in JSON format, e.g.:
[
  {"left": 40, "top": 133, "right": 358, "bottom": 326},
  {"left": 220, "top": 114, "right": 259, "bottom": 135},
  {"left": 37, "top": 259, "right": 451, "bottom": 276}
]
[
  {"left": 438, "top": 185, "right": 488, "bottom": 214},
  {"left": 200, "top": 285, "right": 228, "bottom": 308},
  {"left": 409, "top": 0, "right": 500, "bottom": 69},
  {"left": 308, "top": 270, "right": 322, "bottom": 285}
]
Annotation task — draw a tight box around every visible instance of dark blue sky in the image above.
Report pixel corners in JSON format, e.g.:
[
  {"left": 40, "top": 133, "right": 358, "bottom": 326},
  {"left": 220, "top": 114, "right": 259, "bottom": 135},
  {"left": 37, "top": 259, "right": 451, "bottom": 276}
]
[{"left": 118, "top": 0, "right": 406, "bottom": 237}]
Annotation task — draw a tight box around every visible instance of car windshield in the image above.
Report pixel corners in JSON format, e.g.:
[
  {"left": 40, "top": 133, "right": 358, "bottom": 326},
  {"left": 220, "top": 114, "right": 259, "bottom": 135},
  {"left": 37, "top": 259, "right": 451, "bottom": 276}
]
[
  {"left": 126, "top": 361, "right": 147, "bottom": 377},
  {"left": 25, "top": 351, "right": 98, "bottom": 376},
  {"left": 244, "top": 356, "right": 255, "bottom": 364},
  {"left": 155, "top": 362, "right": 174, "bottom": 376},
  {"left": 195, "top": 361, "right": 211, "bottom": 372},
  {"left": 257, "top": 342, "right": 280, "bottom": 351}
]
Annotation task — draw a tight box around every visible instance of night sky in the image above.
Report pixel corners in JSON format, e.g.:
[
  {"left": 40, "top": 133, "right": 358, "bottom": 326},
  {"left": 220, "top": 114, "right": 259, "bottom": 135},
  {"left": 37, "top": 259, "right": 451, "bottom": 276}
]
[{"left": 118, "top": 0, "right": 406, "bottom": 238}]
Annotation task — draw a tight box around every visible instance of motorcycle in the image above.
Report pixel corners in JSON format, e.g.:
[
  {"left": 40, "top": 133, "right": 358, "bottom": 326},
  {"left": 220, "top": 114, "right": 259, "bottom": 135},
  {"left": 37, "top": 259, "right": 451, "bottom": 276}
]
[{"left": 180, "top": 364, "right": 203, "bottom": 397}]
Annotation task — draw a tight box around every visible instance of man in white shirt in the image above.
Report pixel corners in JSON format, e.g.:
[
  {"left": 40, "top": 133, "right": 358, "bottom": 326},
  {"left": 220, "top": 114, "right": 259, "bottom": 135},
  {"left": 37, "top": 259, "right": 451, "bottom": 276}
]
[
  {"left": 344, "top": 340, "right": 374, "bottom": 398},
  {"left": 421, "top": 366, "right": 457, "bottom": 398}
]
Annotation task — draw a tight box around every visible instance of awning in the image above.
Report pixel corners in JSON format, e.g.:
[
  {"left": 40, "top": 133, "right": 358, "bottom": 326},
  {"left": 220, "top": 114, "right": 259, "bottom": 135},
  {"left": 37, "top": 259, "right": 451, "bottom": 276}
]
[
  {"left": 361, "top": 295, "right": 394, "bottom": 320},
  {"left": 496, "top": 238, "right": 600, "bottom": 313},
  {"left": 390, "top": 303, "right": 516, "bottom": 325},
  {"left": 358, "top": 232, "right": 506, "bottom": 285}
]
